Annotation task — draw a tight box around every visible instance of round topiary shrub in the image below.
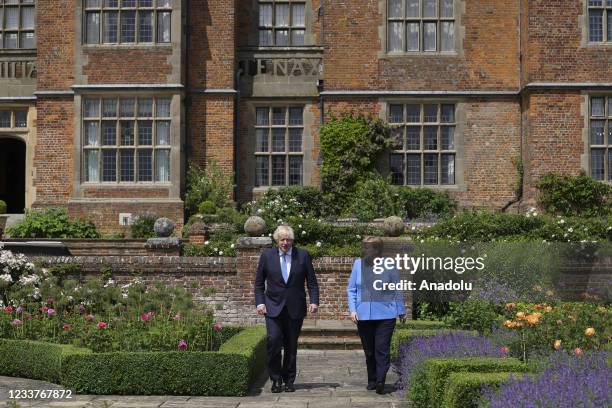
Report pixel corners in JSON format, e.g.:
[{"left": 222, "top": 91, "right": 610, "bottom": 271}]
[{"left": 198, "top": 201, "right": 217, "bottom": 215}]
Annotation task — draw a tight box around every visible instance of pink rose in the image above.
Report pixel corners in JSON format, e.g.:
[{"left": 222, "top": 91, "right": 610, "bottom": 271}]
[
  {"left": 4, "top": 306, "right": 13, "bottom": 313},
  {"left": 63, "top": 323, "right": 71, "bottom": 330},
  {"left": 47, "top": 308, "right": 56, "bottom": 317},
  {"left": 178, "top": 339, "right": 188, "bottom": 350},
  {"left": 16, "top": 306, "right": 23, "bottom": 313},
  {"left": 10, "top": 318, "right": 22, "bottom": 326},
  {"left": 98, "top": 321, "right": 107, "bottom": 329},
  {"left": 213, "top": 322, "right": 222, "bottom": 332},
  {"left": 173, "top": 313, "right": 181, "bottom": 321}
]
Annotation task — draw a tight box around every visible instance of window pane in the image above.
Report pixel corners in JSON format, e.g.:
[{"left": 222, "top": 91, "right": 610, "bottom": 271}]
[
  {"left": 390, "top": 154, "right": 404, "bottom": 185},
  {"left": 102, "top": 150, "right": 117, "bottom": 182},
  {"left": 256, "top": 129, "right": 269, "bottom": 152},
  {"left": 103, "top": 99, "right": 117, "bottom": 117},
  {"left": 441, "top": 104, "right": 455, "bottom": 122},
  {"left": 85, "top": 99, "right": 100, "bottom": 117},
  {"left": 391, "top": 127, "right": 404, "bottom": 150},
  {"left": 86, "top": 12, "right": 101, "bottom": 43},
  {"left": 588, "top": 0, "right": 602, "bottom": 6},
  {"left": 289, "top": 128, "right": 302, "bottom": 152},
  {"left": 407, "top": 126, "right": 420, "bottom": 150},
  {"left": 423, "top": 0, "right": 436, "bottom": 18},
  {"left": 407, "top": 104, "right": 421, "bottom": 122},
  {"left": 155, "top": 150, "right": 170, "bottom": 182},
  {"left": 123, "top": 0, "right": 137, "bottom": 6},
  {"left": 407, "top": 154, "right": 421, "bottom": 185},
  {"left": 609, "top": 123, "right": 612, "bottom": 144},
  {"left": 156, "top": 121, "right": 170, "bottom": 145},
  {"left": 389, "top": 0, "right": 402, "bottom": 18},
  {"left": 441, "top": 22, "right": 454, "bottom": 51},
  {"left": 120, "top": 98, "right": 135, "bottom": 117},
  {"left": 157, "top": 12, "right": 171, "bottom": 42},
  {"left": 120, "top": 121, "right": 134, "bottom": 145},
  {"left": 441, "top": 154, "right": 455, "bottom": 184},
  {"left": 289, "top": 107, "right": 303, "bottom": 125},
  {"left": 5, "top": 7, "right": 18, "bottom": 29},
  {"left": 139, "top": 0, "right": 153, "bottom": 6},
  {"left": 4, "top": 33, "right": 17, "bottom": 49},
  {"left": 424, "top": 153, "right": 438, "bottom": 184},
  {"left": 20, "top": 32, "right": 35, "bottom": 49},
  {"left": 14, "top": 110, "right": 27, "bottom": 127},
  {"left": 275, "top": 30, "right": 289, "bottom": 45},
  {"left": 288, "top": 156, "right": 303, "bottom": 185},
  {"left": 591, "top": 98, "right": 605, "bottom": 116},
  {"left": 589, "top": 10, "right": 603, "bottom": 42},
  {"left": 259, "top": 29, "right": 273, "bottom": 45},
  {"left": 407, "top": 23, "right": 419, "bottom": 51},
  {"left": 291, "top": 29, "right": 304, "bottom": 45},
  {"left": 272, "top": 107, "right": 286, "bottom": 125},
  {"left": 389, "top": 22, "right": 403, "bottom": 51},
  {"left": 138, "top": 98, "right": 153, "bottom": 117},
  {"left": 103, "top": 11, "right": 118, "bottom": 42},
  {"left": 276, "top": 4, "right": 289, "bottom": 26},
  {"left": 21, "top": 6, "right": 35, "bottom": 29},
  {"left": 256, "top": 156, "right": 269, "bottom": 186},
  {"left": 0, "top": 111, "right": 10, "bottom": 127},
  {"left": 609, "top": 151, "right": 612, "bottom": 181},
  {"left": 156, "top": 98, "right": 171, "bottom": 117},
  {"left": 85, "top": 150, "right": 100, "bottom": 182},
  {"left": 139, "top": 11, "right": 153, "bottom": 42},
  {"left": 102, "top": 122, "right": 117, "bottom": 145},
  {"left": 591, "top": 149, "right": 604, "bottom": 180},
  {"left": 121, "top": 11, "right": 136, "bottom": 42},
  {"left": 105, "top": 0, "right": 119, "bottom": 6},
  {"left": 591, "top": 120, "right": 605, "bottom": 144},
  {"left": 441, "top": 126, "right": 455, "bottom": 149},
  {"left": 259, "top": 4, "right": 272, "bottom": 26},
  {"left": 271, "top": 156, "right": 286, "bottom": 185},
  {"left": 138, "top": 121, "right": 153, "bottom": 145},
  {"left": 120, "top": 150, "right": 135, "bottom": 182},
  {"left": 424, "top": 126, "right": 438, "bottom": 149},
  {"left": 292, "top": 4, "right": 305, "bottom": 26},
  {"left": 406, "top": 0, "right": 419, "bottom": 17},
  {"left": 138, "top": 149, "right": 153, "bottom": 181},
  {"left": 256, "top": 107, "right": 269, "bottom": 125},
  {"left": 424, "top": 22, "right": 436, "bottom": 51},
  {"left": 85, "top": 0, "right": 101, "bottom": 7},
  {"left": 85, "top": 122, "right": 100, "bottom": 146},
  {"left": 390, "top": 105, "right": 404, "bottom": 123},
  {"left": 441, "top": 0, "right": 453, "bottom": 18},
  {"left": 272, "top": 128, "right": 285, "bottom": 152},
  {"left": 424, "top": 104, "right": 438, "bottom": 122},
  {"left": 608, "top": 13, "right": 612, "bottom": 43}
]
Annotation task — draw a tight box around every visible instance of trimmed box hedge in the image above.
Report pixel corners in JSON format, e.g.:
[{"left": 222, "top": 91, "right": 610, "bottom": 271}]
[
  {"left": 0, "top": 326, "right": 267, "bottom": 396},
  {"left": 441, "top": 372, "right": 524, "bottom": 408},
  {"left": 409, "top": 357, "right": 529, "bottom": 408},
  {"left": 397, "top": 320, "right": 450, "bottom": 330},
  {"left": 391, "top": 329, "right": 476, "bottom": 359}
]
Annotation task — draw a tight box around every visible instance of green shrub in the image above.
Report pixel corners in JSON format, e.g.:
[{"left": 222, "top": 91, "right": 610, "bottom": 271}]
[
  {"left": 5, "top": 207, "right": 100, "bottom": 239},
  {"left": 391, "top": 329, "right": 477, "bottom": 359},
  {"left": 198, "top": 200, "right": 217, "bottom": 215},
  {"left": 441, "top": 371, "right": 523, "bottom": 408},
  {"left": 0, "top": 200, "right": 6, "bottom": 214},
  {"left": 347, "top": 176, "right": 398, "bottom": 221},
  {"left": 408, "top": 357, "right": 528, "bottom": 408},
  {"left": 537, "top": 172, "right": 612, "bottom": 217},
  {"left": 182, "top": 240, "right": 237, "bottom": 257},
  {"left": 129, "top": 213, "right": 156, "bottom": 239},
  {"left": 219, "top": 326, "right": 267, "bottom": 385},
  {"left": 185, "top": 161, "right": 234, "bottom": 216},
  {"left": 397, "top": 320, "right": 450, "bottom": 330},
  {"left": 0, "top": 339, "right": 91, "bottom": 383},
  {"left": 395, "top": 187, "right": 457, "bottom": 220},
  {"left": 445, "top": 301, "right": 502, "bottom": 335}
]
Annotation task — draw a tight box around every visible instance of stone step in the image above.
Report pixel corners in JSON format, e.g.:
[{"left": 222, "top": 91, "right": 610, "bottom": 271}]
[
  {"left": 298, "top": 336, "right": 363, "bottom": 350},
  {"left": 301, "top": 326, "right": 359, "bottom": 338}
]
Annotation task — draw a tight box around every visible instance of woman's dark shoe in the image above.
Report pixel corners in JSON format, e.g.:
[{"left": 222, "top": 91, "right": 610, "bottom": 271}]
[
  {"left": 284, "top": 382, "right": 296, "bottom": 392},
  {"left": 366, "top": 382, "right": 377, "bottom": 390},
  {"left": 375, "top": 382, "right": 385, "bottom": 394},
  {"left": 271, "top": 379, "right": 283, "bottom": 393}
]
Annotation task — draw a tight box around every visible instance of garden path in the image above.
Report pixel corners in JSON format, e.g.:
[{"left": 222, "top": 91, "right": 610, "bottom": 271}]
[{"left": 0, "top": 350, "right": 410, "bottom": 408}]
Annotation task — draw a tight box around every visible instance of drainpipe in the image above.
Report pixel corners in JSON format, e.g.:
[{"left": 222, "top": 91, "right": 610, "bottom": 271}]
[
  {"left": 183, "top": 1, "right": 191, "bottom": 194},
  {"left": 234, "top": 68, "right": 243, "bottom": 204}
]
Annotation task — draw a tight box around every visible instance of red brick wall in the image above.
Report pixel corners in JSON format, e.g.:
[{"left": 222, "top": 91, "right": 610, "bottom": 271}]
[
  {"left": 83, "top": 49, "right": 172, "bottom": 84},
  {"left": 36, "top": 1, "right": 74, "bottom": 90},
  {"left": 82, "top": 188, "right": 170, "bottom": 199}
]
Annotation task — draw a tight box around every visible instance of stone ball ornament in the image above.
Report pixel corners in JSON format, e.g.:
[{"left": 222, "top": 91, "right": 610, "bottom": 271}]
[
  {"left": 382, "top": 216, "right": 405, "bottom": 237},
  {"left": 154, "top": 217, "right": 175, "bottom": 237},
  {"left": 244, "top": 216, "right": 266, "bottom": 237}
]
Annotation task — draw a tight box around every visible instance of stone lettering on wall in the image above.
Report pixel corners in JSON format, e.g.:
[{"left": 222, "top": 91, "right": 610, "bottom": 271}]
[{"left": 240, "top": 58, "right": 322, "bottom": 78}]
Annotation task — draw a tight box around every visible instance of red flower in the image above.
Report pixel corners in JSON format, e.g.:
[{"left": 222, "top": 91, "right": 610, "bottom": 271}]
[
  {"left": 98, "top": 321, "right": 107, "bottom": 329},
  {"left": 213, "top": 322, "right": 222, "bottom": 332},
  {"left": 63, "top": 323, "right": 71, "bottom": 330},
  {"left": 41, "top": 306, "right": 49, "bottom": 313},
  {"left": 140, "top": 311, "right": 154, "bottom": 322},
  {"left": 500, "top": 347, "right": 510, "bottom": 355},
  {"left": 3, "top": 306, "right": 13, "bottom": 313}
]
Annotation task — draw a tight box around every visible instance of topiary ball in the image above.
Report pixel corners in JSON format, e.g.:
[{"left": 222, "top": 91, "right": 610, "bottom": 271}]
[{"left": 198, "top": 201, "right": 217, "bottom": 215}]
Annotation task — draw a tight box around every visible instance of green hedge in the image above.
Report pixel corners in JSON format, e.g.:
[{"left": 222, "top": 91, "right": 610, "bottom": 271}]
[
  {"left": 441, "top": 372, "right": 524, "bottom": 408},
  {"left": 397, "top": 320, "right": 450, "bottom": 330},
  {"left": 391, "top": 329, "right": 475, "bottom": 359},
  {"left": 409, "top": 357, "right": 529, "bottom": 408},
  {"left": 0, "top": 339, "right": 91, "bottom": 383},
  {"left": 0, "top": 327, "right": 267, "bottom": 396}
]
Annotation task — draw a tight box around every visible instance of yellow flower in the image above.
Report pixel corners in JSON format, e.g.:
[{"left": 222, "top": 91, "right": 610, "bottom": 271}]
[
  {"left": 516, "top": 312, "right": 526, "bottom": 320},
  {"left": 503, "top": 320, "right": 514, "bottom": 328},
  {"left": 574, "top": 347, "right": 583, "bottom": 356},
  {"left": 596, "top": 306, "right": 607, "bottom": 313},
  {"left": 505, "top": 303, "right": 516, "bottom": 311},
  {"left": 553, "top": 340, "right": 562, "bottom": 350},
  {"left": 526, "top": 314, "right": 540, "bottom": 326},
  {"left": 585, "top": 327, "right": 596, "bottom": 337},
  {"left": 545, "top": 306, "right": 553, "bottom": 313}
]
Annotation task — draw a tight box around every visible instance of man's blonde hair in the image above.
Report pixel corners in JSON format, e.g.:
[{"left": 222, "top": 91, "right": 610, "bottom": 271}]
[{"left": 273, "top": 225, "right": 295, "bottom": 241}]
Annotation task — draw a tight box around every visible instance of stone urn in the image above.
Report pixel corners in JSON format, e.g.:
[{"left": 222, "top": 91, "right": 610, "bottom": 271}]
[
  {"left": 244, "top": 216, "right": 266, "bottom": 237},
  {"left": 382, "top": 216, "right": 405, "bottom": 237}
]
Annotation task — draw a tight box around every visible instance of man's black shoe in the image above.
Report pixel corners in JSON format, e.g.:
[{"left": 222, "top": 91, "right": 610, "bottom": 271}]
[
  {"left": 284, "top": 382, "right": 296, "bottom": 392},
  {"left": 375, "top": 382, "right": 385, "bottom": 394},
  {"left": 366, "top": 383, "right": 377, "bottom": 390},
  {"left": 271, "top": 380, "right": 283, "bottom": 393}
]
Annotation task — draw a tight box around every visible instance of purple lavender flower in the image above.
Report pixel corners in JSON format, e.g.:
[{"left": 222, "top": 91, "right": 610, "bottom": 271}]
[
  {"left": 395, "top": 332, "right": 504, "bottom": 394},
  {"left": 16, "top": 305, "right": 23, "bottom": 313},
  {"left": 483, "top": 351, "right": 611, "bottom": 408}
]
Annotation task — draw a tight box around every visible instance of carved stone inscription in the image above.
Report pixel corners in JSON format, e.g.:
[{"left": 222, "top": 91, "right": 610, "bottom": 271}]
[{"left": 240, "top": 58, "right": 321, "bottom": 78}]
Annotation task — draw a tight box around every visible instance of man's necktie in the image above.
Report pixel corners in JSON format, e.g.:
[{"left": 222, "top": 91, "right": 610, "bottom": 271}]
[{"left": 281, "top": 253, "right": 289, "bottom": 284}]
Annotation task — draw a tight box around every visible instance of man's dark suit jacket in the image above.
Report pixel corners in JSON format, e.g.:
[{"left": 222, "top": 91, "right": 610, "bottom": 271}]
[{"left": 254, "top": 247, "right": 319, "bottom": 319}]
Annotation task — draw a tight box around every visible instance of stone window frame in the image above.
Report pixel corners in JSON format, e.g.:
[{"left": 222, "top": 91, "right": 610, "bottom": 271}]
[
  {"left": 380, "top": 101, "right": 465, "bottom": 190},
  {"left": 587, "top": 95, "right": 612, "bottom": 181},
  {"left": 0, "top": 0, "right": 36, "bottom": 50},
  {"left": 0, "top": 108, "right": 27, "bottom": 129},
  {"left": 383, "top": 0, "right": 461, "bottom": 55},
  {"left": 82, "top": 0, "right": 172, "bottom": 45},
  {"left": 586, "top": 0, "right": 612, "bottom": 44},
  {"left": 247, "top": 0, "right": 315, "bottom": 48}
]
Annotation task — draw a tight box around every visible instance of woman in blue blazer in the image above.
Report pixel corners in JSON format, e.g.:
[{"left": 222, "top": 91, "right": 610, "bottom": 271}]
[{"left": 347, "top": 237, "right": 406, "bottom": 394}]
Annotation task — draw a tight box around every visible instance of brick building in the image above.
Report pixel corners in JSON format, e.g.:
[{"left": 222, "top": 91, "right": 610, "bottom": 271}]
[{"left": 0, "top": 1, "right": 610, "bottom": 234}]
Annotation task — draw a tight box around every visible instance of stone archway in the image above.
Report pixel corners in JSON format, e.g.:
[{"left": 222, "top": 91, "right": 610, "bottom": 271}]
[{"left": 0, "top": 137, "right": 26, "bottom": 213}]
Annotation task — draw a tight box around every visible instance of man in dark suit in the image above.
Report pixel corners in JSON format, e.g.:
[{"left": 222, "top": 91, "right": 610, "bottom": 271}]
[{"left": 254, "top": 225, "right": 319, "bottom": 393}]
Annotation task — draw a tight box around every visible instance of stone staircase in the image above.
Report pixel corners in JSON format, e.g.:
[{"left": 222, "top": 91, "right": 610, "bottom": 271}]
[{"left": 299, "top": 319, "right": 362, "bottom": 350}]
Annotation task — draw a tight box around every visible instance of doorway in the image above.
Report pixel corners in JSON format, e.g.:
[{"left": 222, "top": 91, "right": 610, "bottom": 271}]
[{"left": 0, "top": 137, "right": 26, "bottom": 213}]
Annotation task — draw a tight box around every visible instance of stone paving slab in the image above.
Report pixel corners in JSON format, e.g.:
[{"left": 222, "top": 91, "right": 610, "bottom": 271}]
[{"left": 0, "top": 350, "right": 408, "bottom": 408}]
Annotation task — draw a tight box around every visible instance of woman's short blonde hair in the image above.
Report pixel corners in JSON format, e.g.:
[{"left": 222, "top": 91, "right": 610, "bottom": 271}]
[{"left": 273, "top": 225, "right": 295, "bottom": 241}]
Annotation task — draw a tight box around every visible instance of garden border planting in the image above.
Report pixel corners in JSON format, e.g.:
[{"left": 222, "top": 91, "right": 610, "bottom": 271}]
[
  {"left": 390, "top": 328, "right": 475, "bottom": 359},
  {"left": 441, "top": 371, "right": 525, "bottom": 408}
]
